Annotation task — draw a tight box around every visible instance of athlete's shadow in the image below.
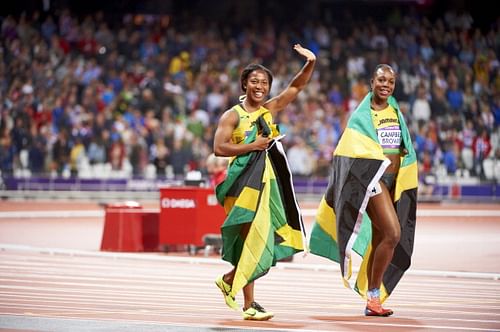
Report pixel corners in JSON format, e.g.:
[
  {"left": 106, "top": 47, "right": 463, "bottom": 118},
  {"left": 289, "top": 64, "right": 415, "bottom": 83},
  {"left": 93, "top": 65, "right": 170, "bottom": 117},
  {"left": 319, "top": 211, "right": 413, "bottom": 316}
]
[
  {"left": 219, "top": 320, "right": 305, "bottom": 330},
  {"left": 312, "top": 315, "right": 423, "bottom": 331}
]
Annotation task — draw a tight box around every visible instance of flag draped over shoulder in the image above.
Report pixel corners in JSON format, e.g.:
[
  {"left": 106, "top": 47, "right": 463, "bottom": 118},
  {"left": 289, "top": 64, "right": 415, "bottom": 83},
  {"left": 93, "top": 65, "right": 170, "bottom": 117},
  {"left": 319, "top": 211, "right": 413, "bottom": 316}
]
[
  {"left": 309, "top": 92, "right": 418, "bottom": 303},
  {"left": 216, "top": 120, "right": 306, "bottom": 298}
]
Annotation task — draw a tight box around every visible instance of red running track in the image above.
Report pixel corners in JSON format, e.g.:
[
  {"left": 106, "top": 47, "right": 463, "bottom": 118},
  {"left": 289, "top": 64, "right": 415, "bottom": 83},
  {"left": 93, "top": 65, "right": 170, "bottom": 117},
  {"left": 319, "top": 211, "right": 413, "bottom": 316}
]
[{"left": 0, "top": 200, "right": 499, "bottom": 331}]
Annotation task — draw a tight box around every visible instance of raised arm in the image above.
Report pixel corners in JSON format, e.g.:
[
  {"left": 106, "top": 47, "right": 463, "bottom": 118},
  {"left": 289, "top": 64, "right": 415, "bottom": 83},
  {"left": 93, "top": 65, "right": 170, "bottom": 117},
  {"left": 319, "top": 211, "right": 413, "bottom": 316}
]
[{"left": 264, "top": 44, "right": 316, "bottom": 114}]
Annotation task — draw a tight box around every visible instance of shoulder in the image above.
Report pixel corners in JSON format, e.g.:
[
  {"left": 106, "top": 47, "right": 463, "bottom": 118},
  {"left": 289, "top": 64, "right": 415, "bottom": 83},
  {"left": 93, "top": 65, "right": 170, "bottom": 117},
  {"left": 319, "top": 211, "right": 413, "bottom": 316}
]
[
  {"left": 221, "top": 105, "right": 239, "bottom": 116},
  {"left": 388, "top": 95, "right": 400, "bottom": 110},
  {"left": 354, "top": 92, "right": 372, "bottom": 112},
  {"left": 259, "top": 105, "right": 272, "bottom": 114},
  {"left": 261, "top": 100, "right": 280, "bottom": 117},
  {"left": 218, "top": 106, "right": 240, "bottom": 125}
]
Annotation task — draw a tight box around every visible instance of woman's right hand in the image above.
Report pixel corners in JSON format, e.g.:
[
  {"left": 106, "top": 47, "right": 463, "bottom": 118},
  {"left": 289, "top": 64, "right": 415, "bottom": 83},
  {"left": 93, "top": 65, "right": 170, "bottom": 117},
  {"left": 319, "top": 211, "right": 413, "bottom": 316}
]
[{"left": 252, "top": 135, "right": 272, "bottom": 151}]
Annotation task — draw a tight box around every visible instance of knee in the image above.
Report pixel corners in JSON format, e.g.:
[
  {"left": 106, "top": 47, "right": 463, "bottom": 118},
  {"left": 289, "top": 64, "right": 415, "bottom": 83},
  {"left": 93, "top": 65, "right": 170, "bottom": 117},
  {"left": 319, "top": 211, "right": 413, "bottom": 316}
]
[{"left": 384, "top": 226, "right": 401, "bottom": 247}]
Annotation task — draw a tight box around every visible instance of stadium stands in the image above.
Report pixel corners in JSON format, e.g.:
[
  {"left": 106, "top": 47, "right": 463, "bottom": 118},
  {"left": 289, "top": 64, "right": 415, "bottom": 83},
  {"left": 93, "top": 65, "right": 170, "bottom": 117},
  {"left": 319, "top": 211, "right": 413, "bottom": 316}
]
[{"left": 0, "top": 2, "right": 498, "bottom": 201}]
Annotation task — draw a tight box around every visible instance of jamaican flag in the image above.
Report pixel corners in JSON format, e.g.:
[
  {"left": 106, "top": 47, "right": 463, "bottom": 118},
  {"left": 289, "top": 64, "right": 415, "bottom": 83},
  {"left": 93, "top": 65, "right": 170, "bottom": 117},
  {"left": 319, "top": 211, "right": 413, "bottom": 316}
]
[
  {"left": 309, "top": 92, "right": 418, "bottom": 302},
  {"left": 216, "top": 117, "right": 306, "bottom": 298}
]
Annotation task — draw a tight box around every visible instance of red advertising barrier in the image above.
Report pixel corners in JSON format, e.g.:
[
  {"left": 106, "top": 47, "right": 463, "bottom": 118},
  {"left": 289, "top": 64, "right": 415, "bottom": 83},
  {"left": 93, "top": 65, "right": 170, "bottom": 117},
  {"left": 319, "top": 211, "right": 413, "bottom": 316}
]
[
  {"left": 159, "top": 187, "right": 225, "bottom": 251},
  {"left": 100, "top": 201, "right": 160, "bottom": 252}
]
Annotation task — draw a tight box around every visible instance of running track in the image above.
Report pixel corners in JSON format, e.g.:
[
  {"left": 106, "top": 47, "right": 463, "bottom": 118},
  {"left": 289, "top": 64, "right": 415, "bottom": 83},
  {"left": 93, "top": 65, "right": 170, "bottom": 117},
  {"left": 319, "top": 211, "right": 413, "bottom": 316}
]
[{"left": 0, "top": 200, "right": 499, "bottom": 331}]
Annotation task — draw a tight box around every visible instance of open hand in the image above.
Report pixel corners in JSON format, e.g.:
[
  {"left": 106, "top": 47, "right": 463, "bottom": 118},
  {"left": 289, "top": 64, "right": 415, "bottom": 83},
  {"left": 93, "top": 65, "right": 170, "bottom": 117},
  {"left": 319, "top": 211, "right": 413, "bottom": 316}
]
[{"left": 294, "top": 44, "right": 316, "bottom": 62}]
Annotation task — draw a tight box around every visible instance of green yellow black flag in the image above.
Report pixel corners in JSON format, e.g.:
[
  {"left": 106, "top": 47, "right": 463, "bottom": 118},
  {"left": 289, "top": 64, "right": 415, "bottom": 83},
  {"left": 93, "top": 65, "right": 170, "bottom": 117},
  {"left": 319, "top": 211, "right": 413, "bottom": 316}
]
[
  {"left": 309, "top": 92, "right": 418, "bottom": 302},
  {"left": 216, "top": 118, "right": 306, "bottom": 298}
]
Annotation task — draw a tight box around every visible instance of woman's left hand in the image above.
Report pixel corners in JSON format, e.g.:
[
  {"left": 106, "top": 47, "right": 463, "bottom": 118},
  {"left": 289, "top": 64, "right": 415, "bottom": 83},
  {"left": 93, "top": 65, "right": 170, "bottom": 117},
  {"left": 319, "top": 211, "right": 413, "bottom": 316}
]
[{"left": 293, "top": 44, "right": 316, "bottom": 62}]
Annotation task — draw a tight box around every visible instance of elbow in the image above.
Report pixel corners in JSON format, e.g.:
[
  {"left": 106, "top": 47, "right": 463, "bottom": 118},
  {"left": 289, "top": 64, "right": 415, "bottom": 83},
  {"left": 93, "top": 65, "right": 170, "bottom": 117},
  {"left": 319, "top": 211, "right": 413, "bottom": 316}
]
[{"left": 214, "top": 146, "right": 225, "bottom": 157}]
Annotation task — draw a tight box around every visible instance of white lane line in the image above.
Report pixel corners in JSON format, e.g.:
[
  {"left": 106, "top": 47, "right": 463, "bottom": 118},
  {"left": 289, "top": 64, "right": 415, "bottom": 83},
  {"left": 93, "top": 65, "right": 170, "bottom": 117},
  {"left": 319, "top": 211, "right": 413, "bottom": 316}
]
[
  {"left": 2, "top": 291, "right": 499, "bottom": 314},
  {"left": 1, "top": 260, "right": 499, "bottom": 291},
  {"left": 1, "top": 244, "right": 499, "bottom": 280},
  {"left": 0, "top": 210, "right": 105, "bottom": 218},
  {"left": 2, "top": 263, "right": 499, "bottom": 330},
  {"left": 301, "top": 209, "right": 500, "bottom": 218},
  {"left": 0, "top": 307, "right": 498, "bottom": 331},
  {"left": 1, "top": 208, "right": 499, "bottom": 219},
  {"left": 1, "top": 256, "right": 499, "bottom": 289},
  {"left": 2, "top": 280, "right": 499, "bottom": 306},
  {"left": 0, "top": 209, "right": 157, "bottom": 219},
  {"left": 0, "top": 314, "right": 324, "bottom": 332},
  {"left": 2, "top": 299, "right": 500, "bottom": 329},
  {"left": 1, "top": 267, "right": 499, "bottom": 299}
]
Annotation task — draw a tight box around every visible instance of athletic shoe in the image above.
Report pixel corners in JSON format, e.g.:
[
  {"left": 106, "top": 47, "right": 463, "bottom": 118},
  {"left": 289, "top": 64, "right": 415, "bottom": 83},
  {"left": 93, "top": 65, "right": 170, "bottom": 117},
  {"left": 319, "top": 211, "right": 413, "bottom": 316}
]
[
  {"left": 365, "top": 297, "right": 393, "bottom": 317},
  {"left": 215, "top": 275, "right": 239, "bottom": 310},
  {"left": 242, "top": 301, "right": 274, "bottom": 321}
]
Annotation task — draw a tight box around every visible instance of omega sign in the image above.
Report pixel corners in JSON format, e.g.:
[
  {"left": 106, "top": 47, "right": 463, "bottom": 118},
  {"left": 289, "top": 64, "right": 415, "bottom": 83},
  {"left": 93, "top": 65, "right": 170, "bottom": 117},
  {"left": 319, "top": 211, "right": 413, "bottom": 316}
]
[{"left": 161, "top": 198, "right": 196, "bottom": 209}]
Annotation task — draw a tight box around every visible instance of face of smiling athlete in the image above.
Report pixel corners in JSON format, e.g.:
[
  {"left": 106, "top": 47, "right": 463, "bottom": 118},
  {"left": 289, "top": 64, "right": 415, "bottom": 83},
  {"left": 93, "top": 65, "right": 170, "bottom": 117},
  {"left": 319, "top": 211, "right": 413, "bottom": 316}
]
[
  {"left": 371, "top": 66, "right": 396, "bottom": 103},
  {"left": 244, "top": 70, "right": 270, "bottom": 105}
]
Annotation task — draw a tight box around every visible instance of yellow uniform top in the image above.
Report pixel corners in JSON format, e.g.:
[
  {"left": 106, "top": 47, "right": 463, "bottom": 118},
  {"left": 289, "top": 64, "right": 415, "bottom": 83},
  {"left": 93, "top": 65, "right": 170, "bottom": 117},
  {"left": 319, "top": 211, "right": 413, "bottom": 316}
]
[
  {"left": 230, "top": 104, "right": 277, "bottom": 144},
  {"left": 371, "top": 105, "right": 401, "bottom": 155}
]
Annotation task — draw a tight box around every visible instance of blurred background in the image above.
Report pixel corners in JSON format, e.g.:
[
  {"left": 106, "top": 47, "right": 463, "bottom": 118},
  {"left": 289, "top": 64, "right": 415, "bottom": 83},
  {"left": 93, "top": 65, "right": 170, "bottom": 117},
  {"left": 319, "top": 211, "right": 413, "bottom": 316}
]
[{"left": 0, "top": 0, "right": 498, "bottom": 202}]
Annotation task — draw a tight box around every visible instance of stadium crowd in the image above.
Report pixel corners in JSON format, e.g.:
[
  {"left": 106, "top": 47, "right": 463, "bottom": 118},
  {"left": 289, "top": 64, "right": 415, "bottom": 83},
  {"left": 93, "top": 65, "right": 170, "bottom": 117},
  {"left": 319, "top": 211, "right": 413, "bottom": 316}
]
[{"left": 0, "top": 4, "right": 499, "bottom": 190}]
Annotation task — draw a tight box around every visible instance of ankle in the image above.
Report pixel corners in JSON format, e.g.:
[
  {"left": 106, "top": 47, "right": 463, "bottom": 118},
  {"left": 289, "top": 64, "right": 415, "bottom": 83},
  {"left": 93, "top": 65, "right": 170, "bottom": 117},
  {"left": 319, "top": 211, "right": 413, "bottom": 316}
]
[
  {"left": 243, "top": 301, "right": 255, "bottom": 311},
  {"left": 367, "top": 288, "right": 380, "bottom": 299}
]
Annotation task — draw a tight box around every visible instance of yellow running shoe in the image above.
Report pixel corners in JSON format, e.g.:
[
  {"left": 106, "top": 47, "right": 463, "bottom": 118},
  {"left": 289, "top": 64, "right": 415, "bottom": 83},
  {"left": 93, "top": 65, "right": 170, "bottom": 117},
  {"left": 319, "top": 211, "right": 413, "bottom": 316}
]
[
  {"left": 242, "top": 302, "right": 274, "bottom": 321},
  {"left": 215, "top": 275, "right": 239, "bottom": 311}
]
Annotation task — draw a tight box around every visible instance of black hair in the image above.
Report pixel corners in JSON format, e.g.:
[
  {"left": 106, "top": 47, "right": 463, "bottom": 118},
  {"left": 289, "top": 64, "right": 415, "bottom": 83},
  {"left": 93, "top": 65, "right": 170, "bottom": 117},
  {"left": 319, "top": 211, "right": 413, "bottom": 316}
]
[
  {"left": 240, "top": 64, "right": 273, "bottom": 93},
  {"left": 372, "top": 64, "right": 396, "bottom": 77}
]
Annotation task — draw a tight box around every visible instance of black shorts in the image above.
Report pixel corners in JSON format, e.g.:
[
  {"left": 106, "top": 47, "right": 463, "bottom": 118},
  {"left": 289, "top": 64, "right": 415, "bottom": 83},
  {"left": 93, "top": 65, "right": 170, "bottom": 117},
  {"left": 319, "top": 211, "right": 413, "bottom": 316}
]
[{"left": 380, "top": 173, "right": 396, "bottom": 191}]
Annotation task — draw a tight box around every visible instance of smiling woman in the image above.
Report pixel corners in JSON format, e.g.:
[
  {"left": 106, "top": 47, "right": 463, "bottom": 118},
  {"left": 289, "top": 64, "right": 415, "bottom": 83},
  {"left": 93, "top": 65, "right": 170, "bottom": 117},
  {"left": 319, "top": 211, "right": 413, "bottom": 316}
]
[
  {"left": 212, "top": 43, "right": 316, "bottom": 321},
  {"left": 309, "top": 64, "right": 418, "bottom": 318}
]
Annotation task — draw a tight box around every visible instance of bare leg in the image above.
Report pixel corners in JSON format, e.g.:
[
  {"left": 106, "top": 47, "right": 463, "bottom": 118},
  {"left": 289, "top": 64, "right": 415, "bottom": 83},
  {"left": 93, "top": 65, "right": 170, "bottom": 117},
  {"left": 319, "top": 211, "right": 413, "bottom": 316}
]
[
  {"left": 366, "top": 182, "right": 400, "bottom": 290},
  {"left": 223, "top": 269, "right": 255, "bottom": 310},
  {"left": 363, "top": 181, "right": 400, "bottom": 316},
  {"left": 242, "top": 282, "right": 255, "bottom": 309},
  {"left": 216, "top": 217, "right": 272, "bottom": 319},
  {"left": 366, "top": 224, "right": 383, "bottom": 288},
  {"left": 223, "top": 268, "right": 235, "bottom": 284}
]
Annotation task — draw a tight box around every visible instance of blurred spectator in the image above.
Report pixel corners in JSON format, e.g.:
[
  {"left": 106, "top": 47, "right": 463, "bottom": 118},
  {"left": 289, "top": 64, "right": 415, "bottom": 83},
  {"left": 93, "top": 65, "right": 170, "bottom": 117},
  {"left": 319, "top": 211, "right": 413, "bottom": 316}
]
[
  {"left": 151, "top": 138, "right": 170, "bottom": 178},
  {"left": 472, "top": 128, "right": 492, "bottom": 179},
  {"left": 418, "top": 150, "right": 436, "bottom": 198},
  {"left": 429, "top": 87, "right": 450, "bottom": 120},
  {"left": 411, "top": 85, "right": 431, "bottom": 123},
  {"left": 445, "top": 77, "right": 464, "bottom": 113},
  {"left": 170, "top": 139, "right": 193, "bottom": 177},
  {"left": 0, "top": 4, "right": 497, "bottom": 186},
  {"left": 0, "top": 134, "right": 15, "bottom": 176},
  {"left": 87, "top": 134, "right": 107, "bottom": 165},
  {"left": 205, "top": 153, "right": 228, "bottom": 187},
  {"left": 10, "top": 116, "right": 30, "bottom": 154},
  {"left": 287, "top": 137, "right": 315, "bottom": 177},
  {"left": 69, "top": 136, "right": 86, "bottom": 177},
  {"left": 460, "top": 119, "right": 475, "bottom": 171},
  {"left": 109, "top": 136, "right": 126, "bottom": 171},
  {"left": 51, "top": 130, "right": 71, "bottom": 176},
  {"left": 442, "top": 142, "right": 458, "bottom": 175},
  {"left": 128, "top": 132, "right": 148, "bottom": 177},
  {"left": 28, "top": 136, "right": 46, "bottom": 175}
]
